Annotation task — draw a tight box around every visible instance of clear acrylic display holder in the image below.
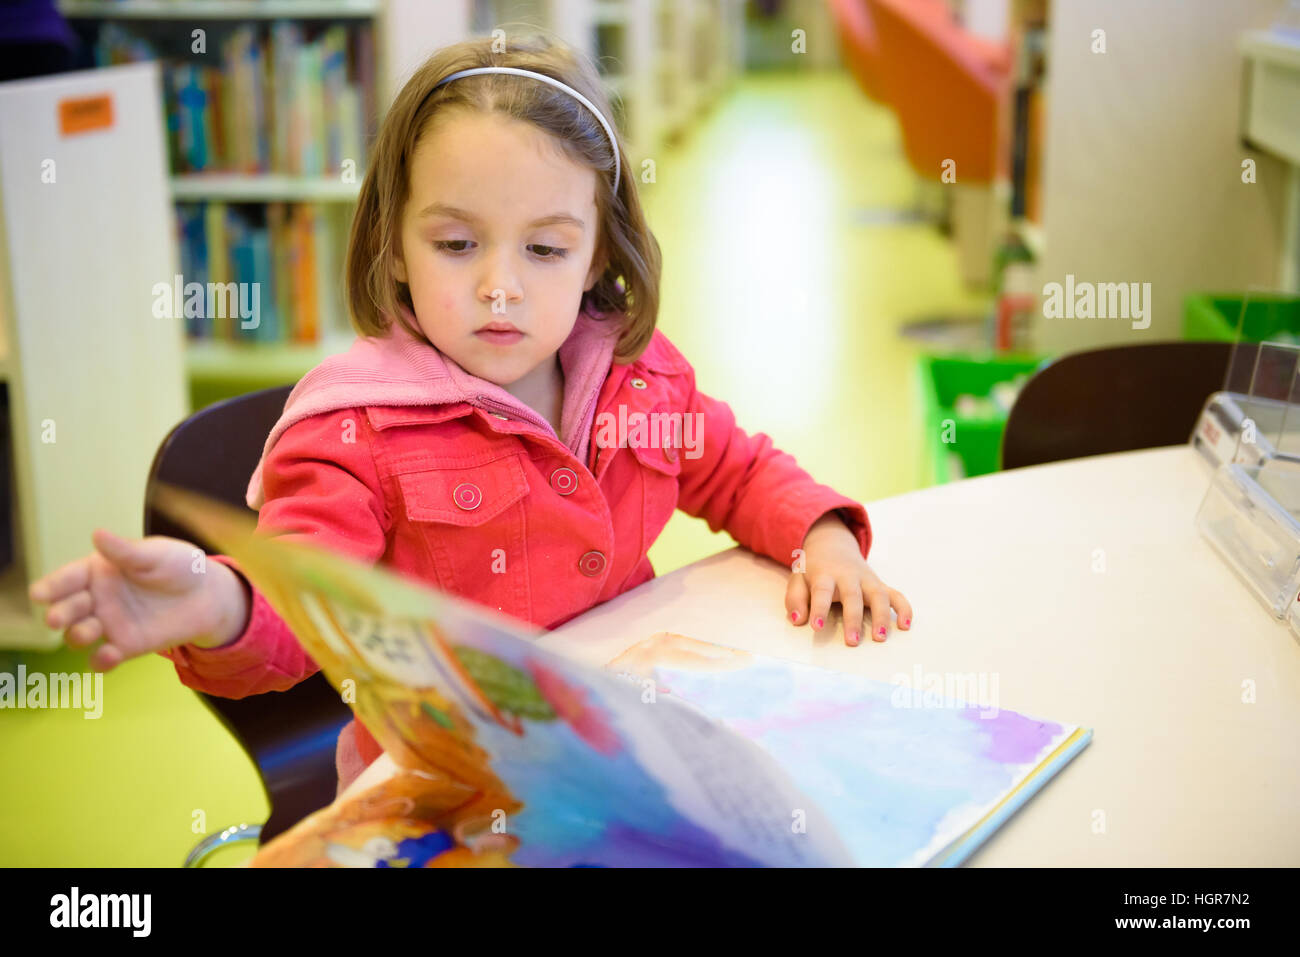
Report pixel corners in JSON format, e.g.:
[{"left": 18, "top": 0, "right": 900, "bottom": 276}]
[{"left": 1194, "top": 292, "right": 1300, "bottom": 628}]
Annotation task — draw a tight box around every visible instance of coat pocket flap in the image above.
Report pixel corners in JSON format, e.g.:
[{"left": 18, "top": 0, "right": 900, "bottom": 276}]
[
  {"left": 397, "top": 455, "right": 530, "bottom": 526},
  {"left": 627, "top": 435, "right": 684, "bottom": 477}
]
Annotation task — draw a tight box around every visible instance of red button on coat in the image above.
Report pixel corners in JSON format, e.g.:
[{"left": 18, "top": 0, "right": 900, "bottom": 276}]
[
  {"left": 452, "top": 482, "right": 482, "bottom": 510},
  {"left": 578, "top": 550, "right": 606, "bottom": 577},
  {"left": 550, "top": 467, "right": 578, "bottom": 495},
  {"left": 663, "top": 445, "right": 678, "bottom": 463}
]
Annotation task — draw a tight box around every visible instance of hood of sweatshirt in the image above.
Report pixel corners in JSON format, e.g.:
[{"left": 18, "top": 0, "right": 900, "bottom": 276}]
[{"left": 245, "top": 303, "right": 623, "bottom": 510}]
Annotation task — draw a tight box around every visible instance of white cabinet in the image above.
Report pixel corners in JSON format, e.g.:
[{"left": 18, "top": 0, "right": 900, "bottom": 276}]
[{"left": 0, "top": 62, "right": 188, "bottom": 649}]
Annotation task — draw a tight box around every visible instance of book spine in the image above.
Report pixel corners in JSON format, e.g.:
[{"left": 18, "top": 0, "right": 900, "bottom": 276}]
[
  {"left": 249, "top": 227, "right": 275, "bottom": 342},
  {"left": 304, "top": 204, "right": 321, "bottom": 344},
  {"left": 268, "top": 202, "right": 291, "bottom": 345},
  {"left": 300, "top": 43, "right": 324, "bottom": 177},
  {"left": 229, "top": 214, "right": 253, "bottom": 342},
  {"left": 238, "top": 27, "right": 255, "bottom": 173},
  {"left": 338, "top": 84, "right": 362, "bottom": 180},
  {"left": 357, "top": 21, "right": 375, "bottom": 169},
  {"left": 220, "top": 34, "right": 239, "bottom": 174},
  {"left": 323, "top": 26, "right": 346, "bottom": 173},
  {"left": 204, "top": 202, "right": 229, "bottom": 341},
  {"left": 294, "top": 205, "right": 319, "bottom": 343},
  {"left": 271, "top": 22, "right": 292, "bottom": 174},
  {"left": 205, "top": 66, "right": 221, "bottom": 171},
  {"left": 252, "top": 30, "right": 269, "bottom": 172},
  {"left": 313, "top": 205, "right": 340, "bottom": 339}
]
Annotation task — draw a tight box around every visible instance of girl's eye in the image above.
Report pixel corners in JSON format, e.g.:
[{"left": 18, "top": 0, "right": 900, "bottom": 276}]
[
  {"left": 432, "top": 241, "right": 567, "bottom": 261},
  {"left": 528, "top": 244, "right": 568, "bottom": 260}
]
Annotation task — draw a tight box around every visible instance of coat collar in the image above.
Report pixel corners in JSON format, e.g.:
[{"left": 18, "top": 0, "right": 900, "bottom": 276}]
[{"left": 246, "top": 304, "right": 624, "bottom": 509}]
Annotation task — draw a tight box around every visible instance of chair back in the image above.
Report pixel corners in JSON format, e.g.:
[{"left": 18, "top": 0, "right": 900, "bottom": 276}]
[
  {"left": 1002, "top": 341, "right": 1237, "bottom": 470},
  {"left": 143, "top": 386, "right": 353, "bottom": 844}
]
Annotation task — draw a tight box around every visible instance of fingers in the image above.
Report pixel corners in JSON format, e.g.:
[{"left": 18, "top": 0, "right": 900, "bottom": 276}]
[
  {"left": 788, "top": 570, "right": 914, "bottom": 647},
  {"left": 838, "top": 577, "right": 864, "bottom": 647},
  {"left": 785, "top": 573, "right": 810, "bottom": 625},
  {"left": 28, "top": 555, "right": 92, "bottom": 605},
  {"left": 807, "top": 577, "right": 835, "bottom": 633},
  {"left": 891, "top": 589, "right": 914, "bottom": 631},
  {"left": 91, "top": 528, "right": 151, "bottom": 574},
  {"left": 88, "top": 640, "right": 125, "bottom": 673},
  {"left": 66, "top": 616, "right": 103, "bottom": 649},
  {"left": 44, "top": 590, "right": 94, "bottom": 634},
  {"left": 865, "top": 583, "right": 892, "bottom": 642}
]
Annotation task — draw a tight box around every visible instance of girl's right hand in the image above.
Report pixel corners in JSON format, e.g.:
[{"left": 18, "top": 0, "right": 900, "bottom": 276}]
[{"left": 27, "top": 528, "right": 250, "bottom": 671}]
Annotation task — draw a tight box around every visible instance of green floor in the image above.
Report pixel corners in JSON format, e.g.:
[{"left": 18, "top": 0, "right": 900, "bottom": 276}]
[{"left": 0, "top": 69, "right": 990, "bottom": 867}]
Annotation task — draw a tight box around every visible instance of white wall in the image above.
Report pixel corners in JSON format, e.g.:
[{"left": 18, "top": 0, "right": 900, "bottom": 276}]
[{"left": 1033, "top": 0, "right": 1290, "bottom": 353}]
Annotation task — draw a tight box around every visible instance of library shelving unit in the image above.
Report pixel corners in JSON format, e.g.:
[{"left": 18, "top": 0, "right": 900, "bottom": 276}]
[
  {"left": 58, "top": 0, "right": 394, "bottom": 412},
  {"left": 0, "top": 62, "right": 189, "bottom": 650}
]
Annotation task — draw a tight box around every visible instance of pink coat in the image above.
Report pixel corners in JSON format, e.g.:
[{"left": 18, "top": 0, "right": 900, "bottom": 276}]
[{"left": 160, "top": 305, "right": 873, "bottom": 794}]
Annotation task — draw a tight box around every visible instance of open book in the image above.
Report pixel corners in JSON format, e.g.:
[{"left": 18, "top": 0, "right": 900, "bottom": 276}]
[{"left": 155, "top": 484, "right": 1092, "bottom": 867}]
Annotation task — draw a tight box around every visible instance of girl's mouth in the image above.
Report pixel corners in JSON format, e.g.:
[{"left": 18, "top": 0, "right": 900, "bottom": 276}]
[{"left": 474, "top": 329, "right": 524, "bottom": 345}]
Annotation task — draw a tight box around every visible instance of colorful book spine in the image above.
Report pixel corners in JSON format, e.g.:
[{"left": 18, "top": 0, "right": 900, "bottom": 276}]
[
  {"left": 322, "top": 25, "right": 346, "bottom": 173},
  {"left": 268, "top": 202, "right": 292, "bottom": 346},
  {"left": 297, "top": 42, "right": 324, "bottom": 177},
  {"left": 292, "top": 204, "right": 319, "bottom": 343},
  {"left": 313, "top": 205, "right": 341, "bottom": 338},
  {"left": 203, "top": 202, "right": 229, "bottom": 340},
  {"left": 356, "top": 21, "right": 376, "bottom": 164}
]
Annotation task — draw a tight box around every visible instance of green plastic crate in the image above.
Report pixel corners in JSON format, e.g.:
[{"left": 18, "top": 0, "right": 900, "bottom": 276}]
[
  {"left": 1183, "top": 293, "right": 1300, "bottom": 343},
  {"left": 918, "top": 354, "right": 1046, "bottom": 485}
]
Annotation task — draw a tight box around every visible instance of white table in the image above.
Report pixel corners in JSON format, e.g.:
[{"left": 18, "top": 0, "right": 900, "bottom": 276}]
[{"left": 345, "top": 446, "right": 1300, "bottom": 866}]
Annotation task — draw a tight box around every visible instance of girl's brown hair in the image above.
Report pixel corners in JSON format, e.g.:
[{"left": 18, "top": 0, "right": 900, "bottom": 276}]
[{"left": 345, "top": 32, "right": 661, "bottom": 364}]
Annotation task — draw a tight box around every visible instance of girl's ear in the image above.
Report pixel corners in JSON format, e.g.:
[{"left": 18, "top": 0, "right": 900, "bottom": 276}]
[{"left": 392, "top": 250, "right": 409, "bottom": 285}]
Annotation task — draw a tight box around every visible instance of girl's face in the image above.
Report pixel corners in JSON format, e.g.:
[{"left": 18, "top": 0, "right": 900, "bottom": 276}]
[{"left": 393, "top": 109, "right": 606, "bottom": 391}]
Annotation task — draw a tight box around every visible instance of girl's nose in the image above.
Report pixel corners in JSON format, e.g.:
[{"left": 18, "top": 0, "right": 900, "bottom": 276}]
[{"left": 477, "top": 249, "right": 523, "bottom": 308}]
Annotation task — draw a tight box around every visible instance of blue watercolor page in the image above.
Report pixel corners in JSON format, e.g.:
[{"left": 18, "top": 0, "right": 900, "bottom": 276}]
[{"left": 651, "top": 656, "right": 1089, "bottom": 867}]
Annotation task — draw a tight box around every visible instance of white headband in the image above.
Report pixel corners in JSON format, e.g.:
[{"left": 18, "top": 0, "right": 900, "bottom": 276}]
[{"left": 433, "top": 66, "right": 621, "bottom": 193}]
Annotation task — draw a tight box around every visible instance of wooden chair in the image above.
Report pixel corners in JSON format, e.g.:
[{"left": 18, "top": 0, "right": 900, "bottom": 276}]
[
  {"left": 142, "top": 385, "right": 354, "bottom": 864},
  {"left": 1001, "top": 341, "right": 1237, "bottom": 470}
]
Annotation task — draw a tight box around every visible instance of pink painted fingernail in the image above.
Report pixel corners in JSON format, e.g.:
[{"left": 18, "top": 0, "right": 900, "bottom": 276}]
[
  {"left": 814, "top": 616, "right": 824, "bottom": 629},
  {"left": 791, "top": 611, "right": 798, "bottom": 623},
  {"left": 878, "top": 627, "right": 886, "bottom": 637},
  {"left": 848, "top": 631, "right": 859, "bottom": 646},
  {"left": 904, "top": 618, "right": 911, "bottom": 627}
]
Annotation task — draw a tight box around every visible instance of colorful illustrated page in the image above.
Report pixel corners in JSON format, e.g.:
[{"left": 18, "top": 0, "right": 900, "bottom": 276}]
[
  {"left": 153, "top": 485, "right": 851, "bottom": 868},
  {"left": 626, "top": 637, "right": 1091, "bottom": 867}
]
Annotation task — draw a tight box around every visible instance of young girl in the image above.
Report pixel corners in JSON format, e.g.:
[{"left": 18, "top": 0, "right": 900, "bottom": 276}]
[{"left": 28, "top": 34, "right": 912, "bottom": 794}]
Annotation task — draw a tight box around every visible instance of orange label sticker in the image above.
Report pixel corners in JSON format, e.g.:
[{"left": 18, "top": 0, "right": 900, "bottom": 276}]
[{"left": 59, "top": 93, "right": 114, "bottom": 136}]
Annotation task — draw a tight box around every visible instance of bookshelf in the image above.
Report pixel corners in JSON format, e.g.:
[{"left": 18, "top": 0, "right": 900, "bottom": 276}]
[{"left": 58, "top": 1, "right": 389, "bottom": 411}]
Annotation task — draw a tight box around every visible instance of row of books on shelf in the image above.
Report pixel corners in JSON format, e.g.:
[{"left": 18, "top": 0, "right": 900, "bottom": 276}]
[
  {"left": 94, "top": 20, "right": 376, "bottom": 176},
  {"left": 175, "top": 202, "right": 349, "bottom": 344}
]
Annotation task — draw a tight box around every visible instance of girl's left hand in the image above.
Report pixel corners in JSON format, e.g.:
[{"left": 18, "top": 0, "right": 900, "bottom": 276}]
[{"left": 787, "top": 512, "right": 913, "bottom": 647}]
